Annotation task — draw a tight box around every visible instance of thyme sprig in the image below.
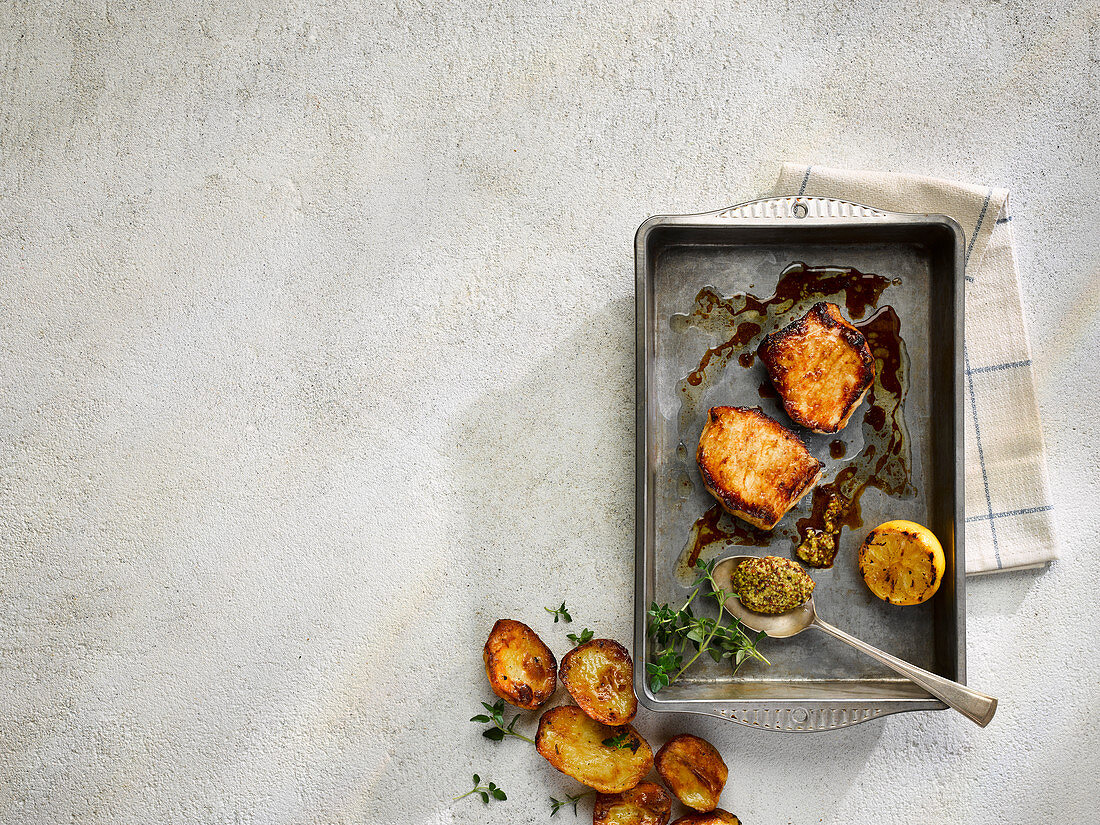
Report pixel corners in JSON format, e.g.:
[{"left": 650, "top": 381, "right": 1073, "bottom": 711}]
[
  {"left": 471, "top": 699, "right": 535, "bottom": 744},
  {"left": 454, "top": 774, "right": 507, "bottom": 804},
  {"left": 646, "top": 558, "right": 769, "bottom": 692},
  {"left": 544, "top": 602, "right": 573, "bottom": 623},
  {"left": 549, "top": 790, "right": 595, "bottom": 816}
]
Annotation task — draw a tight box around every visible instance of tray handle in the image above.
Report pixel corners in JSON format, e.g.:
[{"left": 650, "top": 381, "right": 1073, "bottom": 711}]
[
  {"left": 708, "top": 705, "right": 899, "bottom": 732},
  {"left": 711, "top": 196, "right": 891, "bottom": 221}
]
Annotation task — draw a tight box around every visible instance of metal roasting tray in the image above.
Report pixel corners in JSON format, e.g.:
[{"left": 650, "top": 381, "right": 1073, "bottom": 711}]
[{"left": 633, "top": 197, "right": 966, "bottom": 732}]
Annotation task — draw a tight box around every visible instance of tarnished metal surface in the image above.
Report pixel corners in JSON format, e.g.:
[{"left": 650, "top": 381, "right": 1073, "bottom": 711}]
[{"left": 634, "top": 197, "right": 966, "bottom": 731}]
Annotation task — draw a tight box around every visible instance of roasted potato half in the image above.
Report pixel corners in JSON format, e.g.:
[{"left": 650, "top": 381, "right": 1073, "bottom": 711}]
[
  {"left": 593, "top": 782, "right": 672, "bottom": 825},
  {"left": 558, "top": 639, "right": 637, "bottom": 725},
  {"left": 535, "top": 706, "right": 653, "bottom": 794},
  {"left": 655, "top": 734, "right": 728, "bottom": 812},
  {"left": 483, "top": 619, "right": 557, "bottom": 710},
  {"left": 671, "top": 810, "right": 741, "bottom": 825}
]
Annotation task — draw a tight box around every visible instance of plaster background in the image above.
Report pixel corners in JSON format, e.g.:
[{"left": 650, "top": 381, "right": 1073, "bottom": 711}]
[{"left": 1, "top": 1, "right": 1098, "bottom": 823}]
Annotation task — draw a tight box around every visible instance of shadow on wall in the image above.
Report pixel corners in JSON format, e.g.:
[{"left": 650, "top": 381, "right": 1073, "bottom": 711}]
[
  {"left": 966, "top": 563, "right": 1049, "bottom": 617},
  {"left": 450, "top": 295, "right": 637, "bottom": 634},
  {"left": 444, "top": 293, "right": 645, "bottom": 807}
]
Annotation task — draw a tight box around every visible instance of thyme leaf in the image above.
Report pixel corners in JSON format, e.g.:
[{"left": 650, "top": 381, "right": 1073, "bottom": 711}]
[
  {"left": 549, "top": 790, "right": 595, "bottom": 816},
  {"left": 454, "top": 774, "right": 507, "bottom": 804},
  {"left": 601, "top": 730, "right": 640, "bottom": 753},
  {"left": 566, "top": 628, "right": 594, "bottom": 646},
  {"left": 471, "top": 699, "right": 535, "bottom": 744}
]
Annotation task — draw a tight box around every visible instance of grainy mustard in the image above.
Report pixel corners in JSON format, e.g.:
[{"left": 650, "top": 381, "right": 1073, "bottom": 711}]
[
  {"left": 796, "top": 496, "right": 845, "bottom": 567},
  {"left": 731, "top": 556, "right": 815, "bottom": 614}
]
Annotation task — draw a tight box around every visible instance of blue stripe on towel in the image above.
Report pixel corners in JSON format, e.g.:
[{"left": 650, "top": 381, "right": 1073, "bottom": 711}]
[
  {"left": 965, "top": 505, "right": 1054, "bottom": 524},
  {"left": 966, "top": 359, "right": 1032, "bottom": 376},
  {"left": 965, "top": 345, "right": 1001, "bottom": 567},
  {"left": 797, "top": 166, "right": 813, "bottom": 196},
  {"left": 963, "top": 187, "right": 994, "bottom": 282}
]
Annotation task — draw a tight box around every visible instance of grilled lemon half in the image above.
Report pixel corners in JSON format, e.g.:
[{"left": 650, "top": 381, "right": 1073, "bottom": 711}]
[{"left": 858, "top": 520, "right": 945, "bottom": 606}]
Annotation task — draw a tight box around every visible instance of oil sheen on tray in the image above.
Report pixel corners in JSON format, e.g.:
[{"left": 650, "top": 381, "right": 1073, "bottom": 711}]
[{"left": 672, "top": 262, "right": 913, "bottom": 578}]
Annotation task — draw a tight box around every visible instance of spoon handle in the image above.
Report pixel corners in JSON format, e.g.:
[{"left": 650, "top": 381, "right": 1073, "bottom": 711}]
[{"left": 812, "top": 617, "right": 998, "bottom": 727}]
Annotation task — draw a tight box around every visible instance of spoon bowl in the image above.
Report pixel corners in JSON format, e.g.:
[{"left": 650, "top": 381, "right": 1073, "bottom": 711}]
[
  {"left": 711, "top": 556, "right": 818, "bottom": 638},
  {"left": 711, "top": 554, "right": 998, "bottom": 727}
]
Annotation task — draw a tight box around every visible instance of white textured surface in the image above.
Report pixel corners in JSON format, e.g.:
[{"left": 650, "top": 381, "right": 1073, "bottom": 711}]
[{"left": 2, "top": 2, "right": 1098, "bottom": 823}]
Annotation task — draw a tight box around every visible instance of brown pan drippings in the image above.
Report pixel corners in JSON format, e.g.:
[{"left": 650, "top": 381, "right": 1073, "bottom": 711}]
[
  {"left": 673, "top": 262, "right": 912, "bottom": 578},
  {"left": 795, "top": 306, "right": 913, "bottom": 567}
]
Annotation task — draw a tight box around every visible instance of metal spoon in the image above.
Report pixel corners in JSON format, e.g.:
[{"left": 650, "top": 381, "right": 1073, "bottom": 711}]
[{"left": 712, "top": 555, "right": 998, "bottom": 727}]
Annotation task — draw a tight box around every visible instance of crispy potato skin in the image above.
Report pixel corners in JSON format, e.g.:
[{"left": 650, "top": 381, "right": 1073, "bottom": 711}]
[
  {"left": 535, "top": 706, "right": 653, "bottom": 794},
  {"left": 671, "top": 810, "right": 742, "bottom": 825},
  {"left": 483, "top": 619, "right": 557, "bottom": 710},
  {"left": 655, "top": 734, "right": 728, "bottom": 812},
  {"left": 558, "top": 639, "right": 637, "bottom": 725},
  {"left": 697, "top": 406, "right": 822, "bottom": 530},
  {"left": 593, "top": 782, "right": 672, "bottom": 825},
  {"left": 758, "top": 301, "right": 875, "bottom": 434}
]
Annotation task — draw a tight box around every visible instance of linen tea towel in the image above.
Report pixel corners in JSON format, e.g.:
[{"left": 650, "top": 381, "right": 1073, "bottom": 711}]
[{"left": 773, "top": 163, "right": 1057, "bottom": 574}]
